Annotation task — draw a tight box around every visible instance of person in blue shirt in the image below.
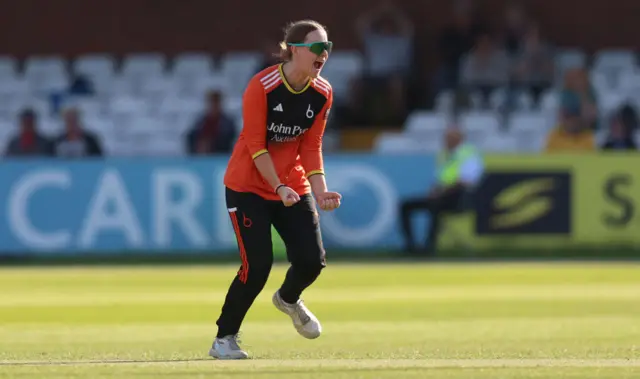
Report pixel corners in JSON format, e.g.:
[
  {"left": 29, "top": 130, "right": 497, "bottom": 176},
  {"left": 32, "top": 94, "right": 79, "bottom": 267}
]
[{"left": 399, "top": 128, "right": 484, "bottom": 255}]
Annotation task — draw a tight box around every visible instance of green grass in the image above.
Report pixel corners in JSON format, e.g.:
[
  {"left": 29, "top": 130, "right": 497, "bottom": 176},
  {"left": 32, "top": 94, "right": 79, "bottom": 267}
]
[{"left": 1, "top": 263, "right": 639, "bottom": 378}]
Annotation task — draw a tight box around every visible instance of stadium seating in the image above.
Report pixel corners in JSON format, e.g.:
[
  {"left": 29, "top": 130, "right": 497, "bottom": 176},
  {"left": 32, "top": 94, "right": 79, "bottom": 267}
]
[
  {"left": 320, "top": 50, "right": 363, "bottom": 103},
  {"left": 374, "top": 48, "right": 639, "bottom": 154},
  {"left": 0, "top": 48, "right": 637, "bottom": 156}
]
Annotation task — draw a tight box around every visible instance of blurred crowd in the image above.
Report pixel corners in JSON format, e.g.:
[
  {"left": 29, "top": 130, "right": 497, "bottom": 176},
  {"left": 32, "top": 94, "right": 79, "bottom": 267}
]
[{"left": 2, "top": 0, "right": 639, "bottom": 159}]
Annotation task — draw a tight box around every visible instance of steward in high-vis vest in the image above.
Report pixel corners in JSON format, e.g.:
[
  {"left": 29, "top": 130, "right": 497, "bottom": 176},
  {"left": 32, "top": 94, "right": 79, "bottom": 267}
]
[{"left": 399, "top": 128, "right": 484, "bottom": 255}]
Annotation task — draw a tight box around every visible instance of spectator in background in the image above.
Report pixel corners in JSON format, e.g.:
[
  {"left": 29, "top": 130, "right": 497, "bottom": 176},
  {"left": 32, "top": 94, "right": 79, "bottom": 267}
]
[
  {"left": 186, "top": 90, "right": 236, "bottom": 155},
  {"left": 53, "top": 107, "right": 103, "bottom": 158},
  {"left": 356, "top": 1, "right": 414, "bottom": 78},
  {"left": 511, "top": 24, "right": 554, "bottom": 106},
  {"left": 562, "top": 68, "right": 598, "bottom": 129},
  {"left": 502, "top": 1, "right": 529, "bottom": 56},
  {"left": 354, "top": 1, "right": 414, "bottom": 125},
  {"left": 4, "top": 109, "right": 52, "bottom": 157},
  {"left": 68, "top": 74, "right": 95, "bottom": 96},
  {"left": 601, "top": 105, "right": 638, "bottom": 151},
  {"left": 545, "top": 93, "right": 595, "bottom": 152},
  {"left": 399, "top": 128, "right": 484, "bottom": 256},
  {"left": 459, "top": 32, "right": 510, "bottom": 107},
  {"left": 50, "top": 74, "right": 96, "bottom": 116},
  {"left": 434, "top": 0, "right": 484, "bottom": 92}
]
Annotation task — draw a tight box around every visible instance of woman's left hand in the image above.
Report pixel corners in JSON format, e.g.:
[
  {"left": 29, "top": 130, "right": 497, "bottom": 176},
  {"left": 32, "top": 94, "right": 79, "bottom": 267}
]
[{"left": 316, "top": 191, "right": 342, "bottom": 211}]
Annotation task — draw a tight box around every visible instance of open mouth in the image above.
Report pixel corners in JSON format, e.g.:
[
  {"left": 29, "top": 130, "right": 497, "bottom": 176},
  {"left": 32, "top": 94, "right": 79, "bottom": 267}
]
[{"left": 313, "top": 61, "right": 324, "bottom": 70}]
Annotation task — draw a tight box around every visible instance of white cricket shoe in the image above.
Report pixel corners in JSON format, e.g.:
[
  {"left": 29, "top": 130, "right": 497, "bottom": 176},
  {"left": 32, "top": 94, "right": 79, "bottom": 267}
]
[
  {"left": 208, "top": 334, "right": 249, "bottom": 360},
  {"left": 272, "top": 290, "right": 322, "bottom": 339}
]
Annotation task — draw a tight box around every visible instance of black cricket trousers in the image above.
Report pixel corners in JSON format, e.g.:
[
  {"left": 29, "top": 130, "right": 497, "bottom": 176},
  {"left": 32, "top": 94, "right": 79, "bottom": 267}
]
[{"left": 216, "top": 187, "right": 326, "bottom": 338}]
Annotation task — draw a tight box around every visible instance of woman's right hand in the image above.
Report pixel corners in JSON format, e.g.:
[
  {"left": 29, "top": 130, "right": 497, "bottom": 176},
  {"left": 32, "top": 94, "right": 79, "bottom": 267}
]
[{"left": 276, "top": 185, "right": 300, "bottom": 207}]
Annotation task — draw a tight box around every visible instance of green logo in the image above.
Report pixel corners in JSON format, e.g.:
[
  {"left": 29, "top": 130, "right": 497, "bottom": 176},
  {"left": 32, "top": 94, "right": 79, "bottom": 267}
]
[{"left": 490, "top": 178, "right": 555, "bottom": 229}]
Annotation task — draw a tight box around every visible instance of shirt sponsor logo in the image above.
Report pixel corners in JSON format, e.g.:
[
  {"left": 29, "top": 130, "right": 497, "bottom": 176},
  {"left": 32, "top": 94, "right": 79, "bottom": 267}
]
[{"left": 267, "top": 122, "right": 308, "bottom": 142}]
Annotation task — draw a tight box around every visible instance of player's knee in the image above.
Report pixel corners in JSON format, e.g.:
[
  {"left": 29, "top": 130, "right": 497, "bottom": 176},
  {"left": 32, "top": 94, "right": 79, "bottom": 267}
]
[
  {"left": 293, "top": 249, "right": 326, "bottom": 277},
  {"left": 243, "top": 260, "right": 272, "bottom": 287},
  {"left": 308, "top": 256, "right": 326, "bottom": 275}
]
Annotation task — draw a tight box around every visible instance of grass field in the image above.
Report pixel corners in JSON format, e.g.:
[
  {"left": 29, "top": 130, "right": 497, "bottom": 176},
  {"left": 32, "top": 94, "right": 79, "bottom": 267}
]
[{"left": 1, "top": 262, "right": 639, "bottom": 378}]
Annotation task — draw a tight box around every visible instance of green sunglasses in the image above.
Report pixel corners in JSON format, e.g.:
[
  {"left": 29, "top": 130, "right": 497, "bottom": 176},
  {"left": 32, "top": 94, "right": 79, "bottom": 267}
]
[{"left": 288, "top": 41, "right": 333, "bottom": 55}]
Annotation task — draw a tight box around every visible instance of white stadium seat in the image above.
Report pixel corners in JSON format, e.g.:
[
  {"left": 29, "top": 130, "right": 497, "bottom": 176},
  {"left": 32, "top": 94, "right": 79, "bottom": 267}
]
[
  {"left": 220, "top": 52, "right": 262, "bottom": 97},
  {"left": 81, "top": 115, "right": 113, "bottom": 135},
  {"left": 0, "top": 56, "right": 18, "bottom": 78},
  {"left": 24, "top": 55, "right": 68, "bottom": 95},
  {"left": 404, "top": 111, "right": 449, "bottom": 133},
  {"left": 590, "top": 70, "right": 616, "bottom": 93},
  {"left": 173, "top": 53, "right": 215, "bottom": 77},
  {"left": 540, "top": 89, "right": 560, "bottom": 116},
  {"left": 459, "top": 111, "right": 501, "bottom": 132},
  {"left": 618, "top": 70, "right": 640, "bottom": 100},
  {"left": 593, "top": 49, "right": 637, "bottom": 73},
  {"left": 139, "top": 75, "right": 175, "bottom": 100},
  {"left": 159, "top": 95, "right": 204, "bottom": 115},
  {"left": 374, "top": 132, "right": 440, "bottom": 154},
  {"left": 0, "top": 77, "right": 29, "bottom": 97},
  {"left": 434, "top": 91, "right": 454, "bottom": 113},
  {"left": 325, "top": 51, "right": 363, "bottom": 73},
  {"left": 153, "top": 138, "right": 186, "bottom": 156},
  {"left": 598, "top": 91, "right": 627, "bottom": 118},
  {"left": 29, "top": 74, "right": 70, "bottom": 96},
  {"left": 38, "top": 117, "right": 64, "bottom": 138},
  {"left": 487, "top": 88, "right": 533, "bottom": 111},
  {"left": 592, "top": 50, "right": 638, "bottom": 91},
  {"left": 482, "top": 132, "right": 518, "bottom": 153},
  {"left": 0, "top": 93, "right": 31, "bottom": 121},
  {"left": 63, "top": 96, "right": 109, "bottom": 118},
  {"left": 110, "top": 96, "right": 147, "bottom": 116},
  {"left": 73, "top": 54, "right": 116, "bottom": 79},
  {"left": 458, "top": 111, "right": 501, "bottom": 147},
  {"left": 158, "top": 109, "right": 195, "bottom": 136},
  {"left": 24, "top": 55, "right": 67, "bottom": 77},
  {"left": 172, "top": 73, "right": 227, "bottom": 98},
  {"left": 321, "top": 50, "right": 363, "bottom": 102},
  {"left": 121, "top": 53, "right": 166, "bottom": 77},
  {"left": 508, "top": 112, "right": 550, "bottom": 132},
  {"left": 0, "top": 119, "right": 17, "bottom": 152},
  {"left": 508, "top": 112, "right": 549, "bottom": 152}
]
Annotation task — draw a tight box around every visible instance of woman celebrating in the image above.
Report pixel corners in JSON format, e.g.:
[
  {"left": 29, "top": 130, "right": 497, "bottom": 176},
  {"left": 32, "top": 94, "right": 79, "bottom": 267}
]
[{"left": 209, "top": 19, "right": 341, "bottom": 360}]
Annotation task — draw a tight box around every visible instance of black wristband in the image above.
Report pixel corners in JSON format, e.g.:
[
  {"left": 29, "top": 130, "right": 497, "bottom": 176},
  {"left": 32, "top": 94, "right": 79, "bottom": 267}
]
[{"left": 275, "top": 184, "right": 286, "bottom": 194}]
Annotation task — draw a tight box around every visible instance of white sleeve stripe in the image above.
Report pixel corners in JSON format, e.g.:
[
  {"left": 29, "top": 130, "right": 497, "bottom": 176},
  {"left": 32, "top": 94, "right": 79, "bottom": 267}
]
[
  {"left": 315, "top": 81, "right": 330, "bottom": 91},
  {"left": 260, "top": 70, "right": 279, "bottom": 84},
  {"left": 262, "top": 74, "right": 281, "bottom": 88},
  {"left": 264, "top": 79, "right": 282, "bottom": 91},
  {"left": 316, "top": 77, "right": 331, "bottom": 88}
]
